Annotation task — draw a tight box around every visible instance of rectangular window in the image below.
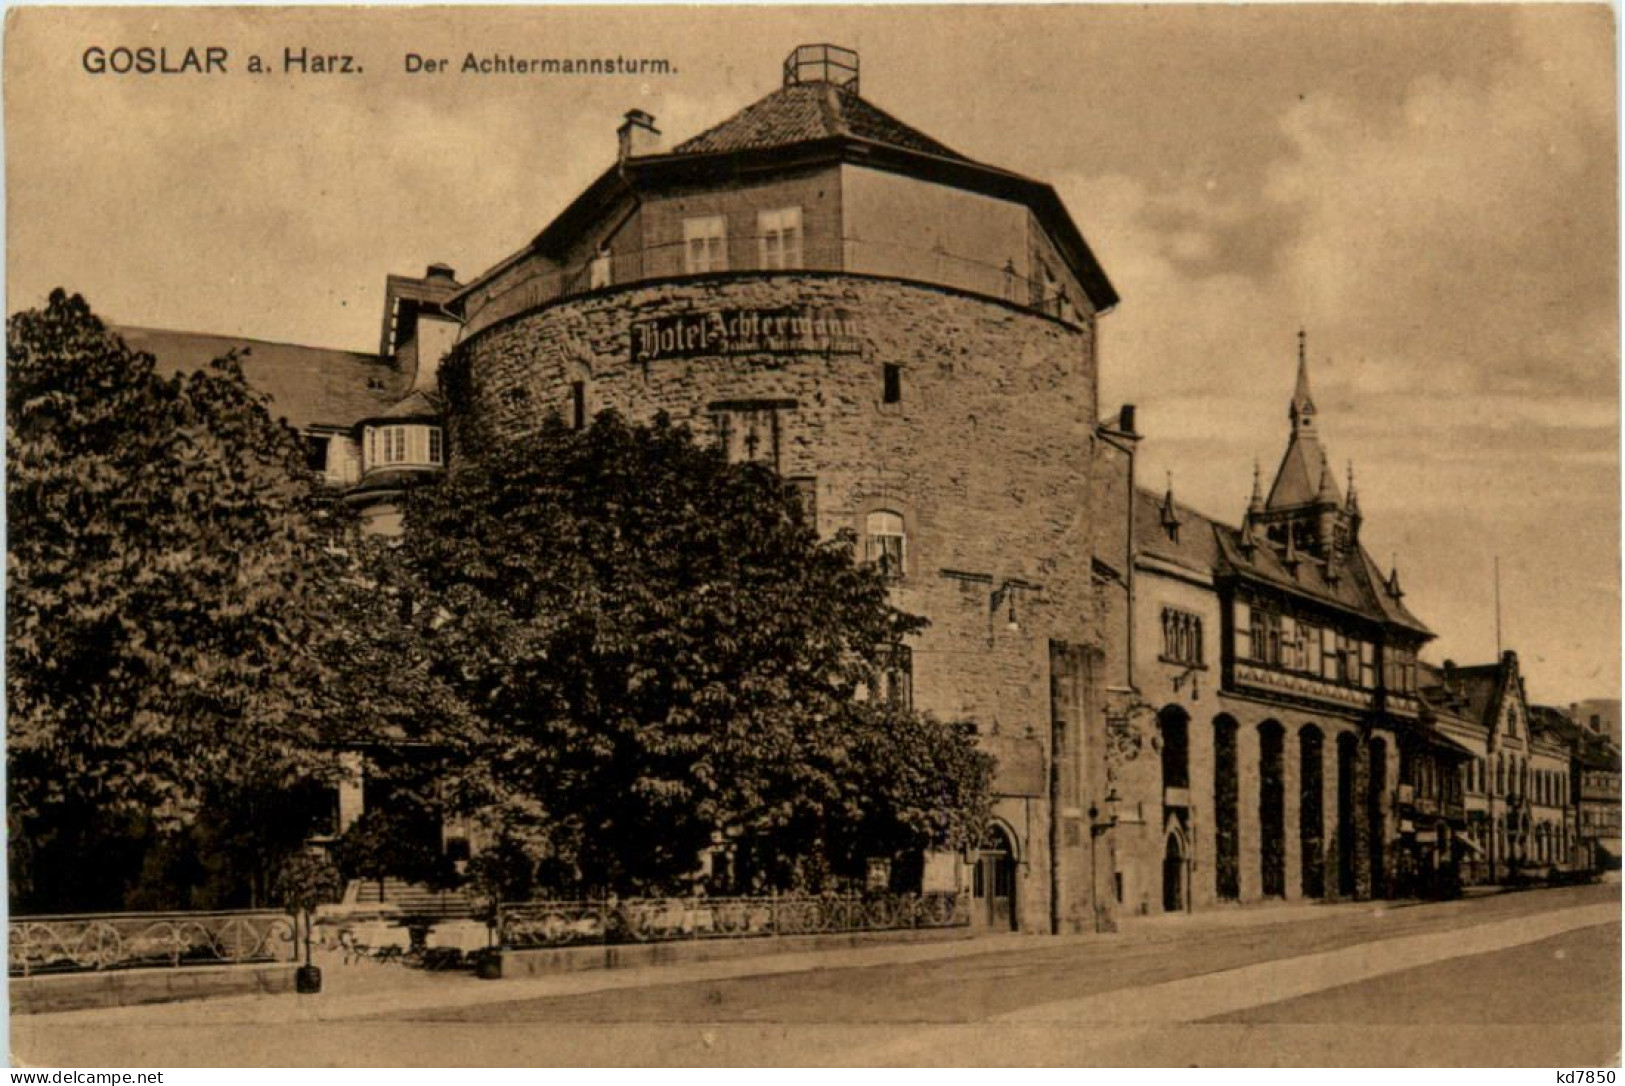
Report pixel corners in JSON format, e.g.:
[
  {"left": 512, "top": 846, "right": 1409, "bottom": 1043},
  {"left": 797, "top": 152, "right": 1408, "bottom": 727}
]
[
  {"left": 683, "top": 215, "right": 728, "bottom": 274},
  {"left": 879, "top": 645, "right": 913, "bottom": 711},
  {"left": 303, "top": 433, "right": 329, "bottom": 474},
  {"left": 1250, "top": 609, "right": 1281, "bottom": 666},
  {"left": 428, "top": 427, "right": 443, "bottom": 465},
  {"left": 757, "top": 207, "right": 803, "bottom": 270},
  {"left": 787, "top": 476, "right": 817, "bottom": 526},
  {"left": 883, "top": 363, "right": 902, "bottom": 404},
  {"left": 1233, "top": 600, "right": 1251, "bottom": 661},
  {"left": 1359, "top": 641, "right": 1376, "bottom": 689},
  {"left": 865, "top": 510, "right": 906, "bottom": 580},
  {"left": 1280, "top": 615, "right": 1299, "bottom": 670},
  {"left": 589, "top": 248, "right": 612, "bottom": 290},
  {"left": 571, "top": 381, "right": 587, "bottom": 431},
  {"left": 1302, "top": 622, "right": 1321, "bottom": 676},
  {"left": 1321, "top": 627, "right": 1337, "bottom": 681},
  {"left": 1161, "top": 607, "right": 1204, "bottom": 666}
]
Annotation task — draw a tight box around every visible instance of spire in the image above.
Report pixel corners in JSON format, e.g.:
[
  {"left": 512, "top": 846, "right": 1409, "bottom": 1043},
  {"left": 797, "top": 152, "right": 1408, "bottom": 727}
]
[
  {"left": 1267, "top": 331, "right": 1329, "bottom": 511},
  {"left": 1282, "top": 521, "right": 1301, "bottom": 576},
  {"left": 1387, "top": 556, "right": 1405, "bottom": 599},
  {"left": 1290, "top": 328, "right": 1315, "bottom": 431},
  {"left": 1345, "top": 460, "right": 1361, "bottom": 515},
  {"left": 1249, "top": 460, "right": 1264, "bottom": 515},
  {"left": 1316, "top": 447, "right": 1341, "bottom": 505}
]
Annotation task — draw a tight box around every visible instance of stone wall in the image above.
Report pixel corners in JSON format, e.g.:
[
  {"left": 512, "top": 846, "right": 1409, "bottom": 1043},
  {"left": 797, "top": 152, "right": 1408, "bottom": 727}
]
[{"left": 448, "top": 272, "right": 1103, "bottom": 933}]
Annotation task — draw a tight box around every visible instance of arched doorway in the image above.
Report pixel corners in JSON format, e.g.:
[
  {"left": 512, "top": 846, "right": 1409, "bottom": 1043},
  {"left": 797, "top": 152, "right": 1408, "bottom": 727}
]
[
  {"left": 1300, "top": 725, "right": 1325, "bottom": 898},
  {"left": 1259, "top": 721, "right": 1286, "bottom": 897},
  {"left": 1337, "top": 732, "right": 1358, "bottom": 897},
  {"left": 1214, "top": 715, "right": 1241, "bottom": 901},
  {"left": 1162, "top": 821, "right": 1189, "bottom": 913},
  {"left": 973, "top": 821, "right": 1018, "bottom": 931},
  {"left": 1368, "top": 737, "right": 1388, "bottom": 897}
]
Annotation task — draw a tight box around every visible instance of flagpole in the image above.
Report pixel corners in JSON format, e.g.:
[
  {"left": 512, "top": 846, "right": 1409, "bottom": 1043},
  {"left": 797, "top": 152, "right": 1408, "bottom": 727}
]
[{"left": 1494, "top": 555, "right": 1502, "bottom": 656}]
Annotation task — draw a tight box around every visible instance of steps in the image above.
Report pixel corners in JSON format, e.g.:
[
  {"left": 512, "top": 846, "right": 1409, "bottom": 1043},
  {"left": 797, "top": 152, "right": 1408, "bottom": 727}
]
[{"left": 345, "top": 877, "right": 477, "bottom": 919}]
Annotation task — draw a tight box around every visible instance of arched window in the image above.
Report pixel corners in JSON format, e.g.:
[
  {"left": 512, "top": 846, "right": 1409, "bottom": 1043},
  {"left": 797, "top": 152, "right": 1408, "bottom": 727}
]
[{"left": 865, "top": 511, "right": 906, "bottom": 579}]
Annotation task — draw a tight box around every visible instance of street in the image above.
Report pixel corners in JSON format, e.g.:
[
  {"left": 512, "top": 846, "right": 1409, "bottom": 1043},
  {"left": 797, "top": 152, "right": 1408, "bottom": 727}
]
[{"left": 12, "top": 882, "right": 1619, "bottom": 1067}]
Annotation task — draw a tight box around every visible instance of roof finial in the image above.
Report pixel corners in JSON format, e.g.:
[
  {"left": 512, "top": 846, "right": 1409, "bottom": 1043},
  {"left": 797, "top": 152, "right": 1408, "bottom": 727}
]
[
  {"left": 1387, "top": 554, "right": 1404, "bottom": 599},
  {"left": 1346, "top": 460, "right": 1361, "bottom": 514},
  {"left": 1249, "top": 459, "right": 1264, "bottom": 514}
]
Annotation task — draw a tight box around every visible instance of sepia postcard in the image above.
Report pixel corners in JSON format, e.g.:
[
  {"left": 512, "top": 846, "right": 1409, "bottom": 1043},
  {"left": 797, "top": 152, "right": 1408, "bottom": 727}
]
[{"left": 4, "top": 4, "right": 1620, "bottom": 1070}]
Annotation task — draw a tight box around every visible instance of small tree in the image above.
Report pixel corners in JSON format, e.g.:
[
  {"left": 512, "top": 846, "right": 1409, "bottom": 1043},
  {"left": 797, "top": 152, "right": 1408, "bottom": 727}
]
[{"left": 272, "top": 850, "right": 343, "bottom": 967}]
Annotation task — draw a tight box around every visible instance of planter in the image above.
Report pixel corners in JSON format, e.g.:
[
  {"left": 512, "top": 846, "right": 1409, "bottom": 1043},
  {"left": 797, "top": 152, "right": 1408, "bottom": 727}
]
[{"left": 295, "top": 965, "right": 323, "bottom": 994}]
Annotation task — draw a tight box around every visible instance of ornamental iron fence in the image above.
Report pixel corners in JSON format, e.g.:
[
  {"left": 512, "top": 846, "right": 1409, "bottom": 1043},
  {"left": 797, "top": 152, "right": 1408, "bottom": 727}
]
[
  {"left": 10, "top": 910, "right": 297, "bottom": 977},
  {"left": 498, "top": 890, "right": 968, "bottom": 951}
]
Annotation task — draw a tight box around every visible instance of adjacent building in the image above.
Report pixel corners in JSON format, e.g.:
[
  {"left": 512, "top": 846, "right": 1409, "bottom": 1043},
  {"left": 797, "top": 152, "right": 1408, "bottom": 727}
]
[{"left": 1093, "top": 341, "right": 1467, "bottom": 915}]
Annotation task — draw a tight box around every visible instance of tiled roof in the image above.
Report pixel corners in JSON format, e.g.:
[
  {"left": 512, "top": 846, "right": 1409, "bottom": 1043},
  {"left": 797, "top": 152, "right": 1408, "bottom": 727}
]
[
  {"left": 670, "top": 82, "right": 969, "bottom": 162},
  {"left": 1133, "top": 487, "right": 1223, "bottom": 577},
  {"left": 373, "top": 388, "right": 439, "bottom": 421},
  {"left": 1135, "top": 485, "right": 1431, "bottom": 636},
  {"left": 1446, "top": 664, "right": 1505, "bottom": 730},
  {"left": 1266, "top": 434, "right": 1339, "bottom": 510},
  {"left": 121, "top": 327, "right": 406, "bottom": 432}
]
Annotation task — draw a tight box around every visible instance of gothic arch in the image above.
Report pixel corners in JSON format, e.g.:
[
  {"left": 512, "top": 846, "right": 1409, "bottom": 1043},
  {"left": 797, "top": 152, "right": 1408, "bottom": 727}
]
[{"left": 1299, "top": 724, "right": 1326, "bottom": 898}]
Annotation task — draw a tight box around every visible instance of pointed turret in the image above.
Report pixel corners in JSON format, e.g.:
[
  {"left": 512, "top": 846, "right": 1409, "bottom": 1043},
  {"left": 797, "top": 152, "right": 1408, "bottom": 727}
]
[
  {"left": 1266, "top": 331, "right": 1329, "bottom": 511},
  {"left": 1387, "top": 559, "right": 1405, "bottom": 600},
  {"left": 1282, "top": 520, "right": 1301, "bottom": 576},
  {"left": 1345, "top": 461, "right": 1363, "bottom": 544},
  {"left": 1238, "top": 512, "right": 1259, "bottom": 559},
  {"left": 1160, "top": 473, "right": 1181, "bottom": 541},
  {"left": 1315, "top": 447, "right": 1341, "bottom": 506}
]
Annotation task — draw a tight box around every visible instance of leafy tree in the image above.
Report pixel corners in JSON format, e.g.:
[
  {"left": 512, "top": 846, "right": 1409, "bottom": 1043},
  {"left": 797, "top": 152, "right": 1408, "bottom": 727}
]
[
  {"left": 5, "top": 291, "right": 404, "bottom": 910},
  {"left": 403, "top": 410, "right": 991, "bottom": 895}
]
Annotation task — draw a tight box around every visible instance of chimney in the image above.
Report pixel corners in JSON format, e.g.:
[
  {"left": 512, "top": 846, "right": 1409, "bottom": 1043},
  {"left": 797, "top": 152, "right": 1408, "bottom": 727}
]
[
  {"left": 425, "top": 263, "right": 457, "bottom": 283},
  {"left": 617, "top": 110, "right": 661, "bottom": 162},
  {"left": 1118, "top": 403, "right": 1137, "bottom": 436}
]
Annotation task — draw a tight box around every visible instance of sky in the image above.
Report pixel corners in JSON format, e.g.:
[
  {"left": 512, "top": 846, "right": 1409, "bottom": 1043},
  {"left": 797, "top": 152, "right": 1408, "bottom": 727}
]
[{"left": 6, "top": 5, "right": 1619, "bottom": 705}]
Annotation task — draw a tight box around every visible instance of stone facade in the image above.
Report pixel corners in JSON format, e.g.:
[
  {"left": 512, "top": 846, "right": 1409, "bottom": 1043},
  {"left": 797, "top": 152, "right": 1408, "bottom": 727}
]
[{"left": 448, "top": 272, "right": 1106, "bottom": 932}]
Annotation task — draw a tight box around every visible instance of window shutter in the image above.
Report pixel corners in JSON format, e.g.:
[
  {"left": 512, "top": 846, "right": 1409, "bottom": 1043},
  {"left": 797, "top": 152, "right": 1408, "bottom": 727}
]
[{"left": 1233, "top": 600, "right": 1250, "bottom": 659}]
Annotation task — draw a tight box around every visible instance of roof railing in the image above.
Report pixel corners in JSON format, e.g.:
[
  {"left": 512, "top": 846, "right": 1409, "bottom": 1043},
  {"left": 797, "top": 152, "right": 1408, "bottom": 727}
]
[
  {"left": 783, "top": 44, "right": 859, "bottom": 94},
  {"left": 461, "top": 235, "right": 1083, "bottom": 338}
]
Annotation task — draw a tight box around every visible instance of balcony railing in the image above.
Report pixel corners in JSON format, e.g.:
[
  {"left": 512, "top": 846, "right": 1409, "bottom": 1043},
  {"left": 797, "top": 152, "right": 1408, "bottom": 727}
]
[
  {"left": 497, "top": 890, "right": 968, "bottom": 950},
  {"left": 461, "top": 236, "right": 1083, "bottom": 339},
  {"left": 10, "top": 910, "right": 296, "bottom": 977}
]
